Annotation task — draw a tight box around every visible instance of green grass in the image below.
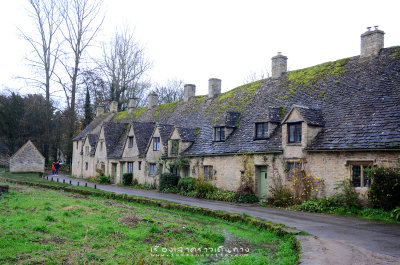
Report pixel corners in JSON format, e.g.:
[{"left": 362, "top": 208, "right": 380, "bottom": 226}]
[{"left": 0, "top": 183, "right": 299, "bottom": 264}]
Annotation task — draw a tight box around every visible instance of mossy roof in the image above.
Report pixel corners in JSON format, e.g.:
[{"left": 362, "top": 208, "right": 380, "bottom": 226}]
[{"left": 77, "top": 46, "right": 400, "bottom": 155}]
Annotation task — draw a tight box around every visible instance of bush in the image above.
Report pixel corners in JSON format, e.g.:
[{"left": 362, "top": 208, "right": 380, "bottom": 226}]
[
  {"left": 334, "top": 179, "right": 361, "bottom": 209},
  {"left": 122, "top": 173, "right": 133, "bottom": 186},
  {"left": 204, "top": 189, "right": 235, "bottom": 202},
  {"left": 368, "top": 166, "right": 400, "bottom": 210},
  {"left": 132, "top": 178, "right": 138, "bottom": 186},
  {"left": 299, "top": 197, "right": 340, "bottom": 213},
  {"left": 194, "top": 179, "right": 216, "bottom": 198},
  {"left": 234, "top": 194, "right": 259, "bottom": 203},
  {"left": 391, "top": 207, "right": 400, "bottom": 221},
  {"left": 159, "top": 173, "right": 180, "bottom": 191},
  {"left": 269, "top": 178, "right": 295, "bottom": 207},
  {"left": 99, "top": 174, "right": 111, "bottom": 184},
  {"left": 177, "top": 177, "right": 196, "bottom": 192}
]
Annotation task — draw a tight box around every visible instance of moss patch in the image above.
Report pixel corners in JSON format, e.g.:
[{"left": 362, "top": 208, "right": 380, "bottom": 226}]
[
  {"left": 153, "top": 101, "right": 181, "bottom": 120},
  {"left": 114, "top": 111, "right": 128, "bottom": 121},
  {"left": 284, "top": 58, "right": 350, "bottom": 98},
  {"left": 392, "top": 46, "right": 400, "bottom": 60},
  {"left": 129, "top": 107, "right": 146, "bottom": 119}
]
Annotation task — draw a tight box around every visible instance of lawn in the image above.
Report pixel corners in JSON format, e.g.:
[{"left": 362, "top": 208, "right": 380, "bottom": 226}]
[{"left": 0, "top": 183, "right": 298, "bottom": 264}]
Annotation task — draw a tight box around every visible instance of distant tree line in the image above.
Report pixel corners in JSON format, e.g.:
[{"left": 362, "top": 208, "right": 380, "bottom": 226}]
[{"left": 4, "top": 0, "right": 184, "bottom": 164}]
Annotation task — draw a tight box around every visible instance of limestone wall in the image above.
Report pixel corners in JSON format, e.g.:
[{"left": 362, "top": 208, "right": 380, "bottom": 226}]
[{"left": 10, "top": 142, "right": 45, "bottom": 173}]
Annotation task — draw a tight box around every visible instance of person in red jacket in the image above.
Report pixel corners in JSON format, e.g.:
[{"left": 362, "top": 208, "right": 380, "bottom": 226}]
[
  {"left": 55, "top": 160, "right": 60, "bottom": 176},
  {"left": 51, "top": 162, "right": 56, "bottom": 175}
]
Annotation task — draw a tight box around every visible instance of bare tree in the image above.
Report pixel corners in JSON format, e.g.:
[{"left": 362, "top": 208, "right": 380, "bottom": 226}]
[
  {"left": 243, "top": 69, "right": 270, "bottom": 84},
  {"left": 100, "top": 26, "right": 152, "bottom": 110},
  {"left": 58, "top": 0, "right": 104, "bottom": 162},
  {"left": 151, "top": 79, "right": 184, "bottom": 104},
  {"left": 19, "top": 0, "right": 63, "bottom": 162}
]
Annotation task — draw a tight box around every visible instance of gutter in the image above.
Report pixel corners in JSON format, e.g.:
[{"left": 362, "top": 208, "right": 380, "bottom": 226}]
[
  {"left": 175, "top": 150, "right": 283, "bottom": 158},
  {"left": 306, "top": 148, "right": 400, "bottom": 152}
]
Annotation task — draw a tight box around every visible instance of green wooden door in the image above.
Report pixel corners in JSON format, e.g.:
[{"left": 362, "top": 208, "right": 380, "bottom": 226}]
[
  {"left": 112, "top": 163, "right": 117, "bottom": 184},
  {"left": 258, "top": 167, "right": 268, "bottom": 200}
]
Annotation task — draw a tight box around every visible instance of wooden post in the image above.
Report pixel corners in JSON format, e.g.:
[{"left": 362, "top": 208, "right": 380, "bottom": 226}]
[
  {"left": 69, "top": 180, "right": 72, "bottom": 185},
  {"left": 85, "top": 183, "right": 87, "bottom": 187},
  {"left": 63, "top": 179, "right": 65, "bottom": 183},
  {"left": 77, "top": 182, "right": 79, "bottom": 186},
  {"left": 94, "top": 185, "right": 96, "bottom": 189}
]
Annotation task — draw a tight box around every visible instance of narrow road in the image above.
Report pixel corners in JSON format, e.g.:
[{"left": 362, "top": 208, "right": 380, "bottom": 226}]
[{"left": 43, "top": 174, "right": 400, "bottom": 264}]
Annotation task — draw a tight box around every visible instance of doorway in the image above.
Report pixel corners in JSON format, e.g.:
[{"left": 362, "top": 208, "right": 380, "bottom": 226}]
[
  {"left": 111, "top": 163, "right": 118, "bottom": 184},
  {"left": 258, "top": 167, "right": 268, "bottom": 201}
]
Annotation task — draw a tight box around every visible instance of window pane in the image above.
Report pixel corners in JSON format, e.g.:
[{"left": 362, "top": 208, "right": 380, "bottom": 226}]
[
  {"left": 221, "top": 128, "right": 225, "bottom": 141},
  {"left": 256, "top": 123, "right": 262, "bottom": 138},
  {"left": 289, "top": 125, "right": 295, "bottom": 142},
  {"left": 263, "top": 123, "right": 268, "bottom": 138},
  {"left": 363, "top": 166, "right": 371, "bottom": 187},
  {"left": 204, "top": 166, "right": 209, "bottom": 181},
  {"left": 295, "top": 124, "right": 302, "bottom": 142},
  {"left": 352, "top": 165, "right": 361, "bottom": 187},
  {"left": 287, "top": 162, "right": 294, "bottom": 171}
]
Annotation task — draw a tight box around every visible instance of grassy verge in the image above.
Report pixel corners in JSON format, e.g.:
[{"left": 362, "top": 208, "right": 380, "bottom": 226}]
[{"left": 0, "top": 183, "right": 299, "bottom": 264}]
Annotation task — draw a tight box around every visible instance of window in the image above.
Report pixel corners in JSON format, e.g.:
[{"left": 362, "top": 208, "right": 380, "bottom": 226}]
[
  {"left": 170, "top": 166, "right": 178, "bottom": 176},
  {"left": 138, "top": 161, "right": 142, "bottom": 170},
  {"left": 288, "top": 122, "right": 302, "bottom": 143},
  {"left": 85, "top": 146, "right": 89, "bottom": 155},
  {"left": 286, "top": 162, "right": 302, "bottom": 172},
  {"left": 352, "top": 164, "right": 372, "bottom": 187},
  {"left": 171, "top": 140, "right": 179, "bottom": 155},
  {"left": 204, "top": 166, "right": 214, "bottom": 181},
  {"left": 76, "top": 142, "right": 79, "bottom": 150},
  {"left": 128, "top": 162, "right": 133, "bottom": 173},
  {"left": 255, "top": 122, "right": 268, "bottom": 139},
  {"left": 149, "top": 163, "right": 156, "bottom": 175},
  {"left": 100, "top": 141, "right": 103, "bottom": 151},
  {"left": 153, "top": 137, "right": 160, "bottom": 151},
  {"left": 214, "top": 127, "right": 225, "bottom": 142},
  {"left": 128, "top": 136, "right": 134, "bottom": 148},
  {"left": 85, "top": 162, "right": 88, "bottom": 171}
]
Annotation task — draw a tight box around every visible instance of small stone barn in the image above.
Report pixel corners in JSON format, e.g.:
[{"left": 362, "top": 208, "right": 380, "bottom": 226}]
[{"left": 9, "top": 140, "right": 45, "bottom": 173}]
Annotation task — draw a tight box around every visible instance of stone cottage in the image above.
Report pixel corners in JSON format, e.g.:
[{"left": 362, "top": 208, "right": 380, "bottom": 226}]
[
  {"left": 72, "top": 28, "right": 400, "bottom": 199},
  {"left": 9, "top": 140, "right": 45, "bottom": 173}
]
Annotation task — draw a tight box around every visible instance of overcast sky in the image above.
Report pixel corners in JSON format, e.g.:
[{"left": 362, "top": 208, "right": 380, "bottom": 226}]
[{"left": 1, "top": 0, "right": 400, "bottom": 99}]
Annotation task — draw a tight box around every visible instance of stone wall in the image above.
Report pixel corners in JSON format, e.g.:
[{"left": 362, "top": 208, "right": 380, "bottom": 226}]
[{"left": 10, "top": 142, "right": 45, "bottom": 173}]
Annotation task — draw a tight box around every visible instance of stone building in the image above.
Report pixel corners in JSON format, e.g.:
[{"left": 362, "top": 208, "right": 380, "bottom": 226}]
[
  {"left": 72, "top": 28, "right": 400, "bottom": 199},
  {"left": 9, "top": 140, "right": 45, "bottom": 173}
]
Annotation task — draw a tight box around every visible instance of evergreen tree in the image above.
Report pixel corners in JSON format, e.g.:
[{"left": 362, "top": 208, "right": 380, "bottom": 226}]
[{"left": 82, "top": 88, "right": 93, "bottom": 128}]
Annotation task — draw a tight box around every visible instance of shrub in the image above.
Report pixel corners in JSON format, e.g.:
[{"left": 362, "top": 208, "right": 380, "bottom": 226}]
[
  {"left": 95, "top": 168, "right": 104, "bottom": 176},
  {"left": 288, "top": 169, "right": 324, "bottom": 203},
  {"left": 368, "top": 166, "right": 400, "bottom": 210},
  {"left": 177, "top": 177, "right": 196, "bottom": 192},
  {"left": 122, "top": 173, "right": 133, "bottom": 186},
  {"left": 391, "top": 207, "right": 400, "bottom": 221},
  {"left": 269, "top": 177, "right": 295, "bottom": 207},
  {"left": 99, "top": 174, "right": 111, "bottom": 184},
  {"left": 234, "top": 194, "right": 259, "bottom": 203},
  {"left": 132, "top": 178, "right": 138, "bottom": 186},
  {"left": 194, "top": 178, "right": 216, "bottom": 198},
  {"left": 205, "top": 189, "right": 235, "bottom": 202},
  {"left": 299, "top": 197, "right": 340, "bottom": 213},
  {"left": 159, "top": 173, "right": 180, "bottom": 191},
  {"left": 334, "top": 179, "right": 361, "bottom": 209}
]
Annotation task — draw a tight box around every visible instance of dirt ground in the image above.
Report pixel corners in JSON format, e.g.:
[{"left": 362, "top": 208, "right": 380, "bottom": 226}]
[{"left": 298, "top": 236, "right": 400, "bottom": 265}]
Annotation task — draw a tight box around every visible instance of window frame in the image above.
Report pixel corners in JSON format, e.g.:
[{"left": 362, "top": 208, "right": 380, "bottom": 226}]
[
  {"left": 85, "top": 162, "right": 88, "bottom": 171},
  {"left": 288, "top": 122, "right": 302, "bottom": 143},
  {"left": 85, "top": 146, "right": 89, "bottom": 155},
  {"left": 138, "top": 161, "right": 142, "bottom": 170},
  {"left": 255, "top": 122, "right": 269, "bottom": 140},
  {"left": 350, "top": 162, "right": 373, "bottom": 188},
  {"left": 127, "top": 162, "right": 134, "bottom": 173},
  {"left": 204, "top": 165, "right": 214, "bottom": 181},
  {"left": 153, "top": 137, "right": 160, "bottom": 151},
  {"left": 214, "top": 127, "right": 225, "bottom": 142},
  {"left": 128, "top": 136, "right": 134, "bottom": 148},
  {"left": 171, "top": 139, "right": 179, "bottom": 155},
  {"left": 149, "top": 163, "right": 156, "bottom": 175}
]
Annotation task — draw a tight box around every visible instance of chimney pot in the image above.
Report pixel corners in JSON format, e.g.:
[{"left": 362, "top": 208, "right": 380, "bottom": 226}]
[
  {"left": 271, "top": 53, "right": 288, "bottom": 78},
  {"left": 96, "top": 105, "right": 105, "bottom": 117},
  {"left": 208, "top": 78, "right": 221, "bottom": 98},
  {"left": 148, "top": 93, "right": 158, "bottom": 108},
  {"left": 110, "top": 101, "right": 118, "bottom": 113},
  {"left": 128, "top": 98, "right": 137, "bottom": 113},
  {"left": 360, "top": 28, "right": 384, "bottom": 57},
  {"left": 184, "top": 84, "right": 196, "bottom": 102}
]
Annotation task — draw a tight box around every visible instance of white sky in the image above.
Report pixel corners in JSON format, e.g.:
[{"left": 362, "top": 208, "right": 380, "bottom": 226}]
[{"left": 1, "top": 0, "right": 400, "bottom": 98}]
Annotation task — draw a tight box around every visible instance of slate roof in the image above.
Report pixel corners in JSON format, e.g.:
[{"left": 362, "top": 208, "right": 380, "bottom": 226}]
[
  {"left": 215, "top": 111, "right": 241, "bottom": 127},
  {"left": 87, "top": 134, "right": 98, "bottom": 155},
  {"left": 73, "top": 113, "right": 114, "bottom": 141},
  {"left": 76, "top": 46, "right": 400, "bottom": 155},
  {"left": 175, "top": 127, "right": 197, "bottom": 142},
  {"left": 103, "top": 122, "right": 129, "bottom": 158},
  {"left": 157, "top": 124, "right": 175, "bottom": 155},
  {"left": 131, "top": 122, "right": 156, "bottom": 156}
]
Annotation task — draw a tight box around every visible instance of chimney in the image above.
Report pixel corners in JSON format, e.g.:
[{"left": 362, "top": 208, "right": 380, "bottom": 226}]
[
  {"left": 110, "top": 101, "right": 118, "bottom": 113},
  {"left": 361, "top": 26, "right": 384, "bottom": 57},
  {"left": 271, "top": 52, "right": 288, "bottom": 78},
  {"left": 208, "top": 78, "right": 221, "bottom": 98},
  {"left": 148, "top": 93, "right": 158, "bottom": 108},
  {"left": 128, "top": 97, "right": 137, "bottom": 113},
  {"left": 96, "top": 105, "right": 105, "bottom": 117},
  {"left": 184, "top": 84, "right": 196, "bottom": 102}
]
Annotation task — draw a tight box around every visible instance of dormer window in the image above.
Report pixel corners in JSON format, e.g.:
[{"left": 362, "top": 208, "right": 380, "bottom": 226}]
[
  {"left": 153, "top": 137, "right": 160, "bottom": 151},
  {"left": 255, "top": 122, "right": 268, "bottom": 139},
  {"left": 171, "top": 140, "right": 179, "bottom": 155},
  {"left": 214, "top": 127, "right": 225, "bottom": 142},
  {"left": 288, "top": 122, "right": 302, "bottom": 143},
  {"left": 128, "top": 136, "right": 134, "bottom": 148}
]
